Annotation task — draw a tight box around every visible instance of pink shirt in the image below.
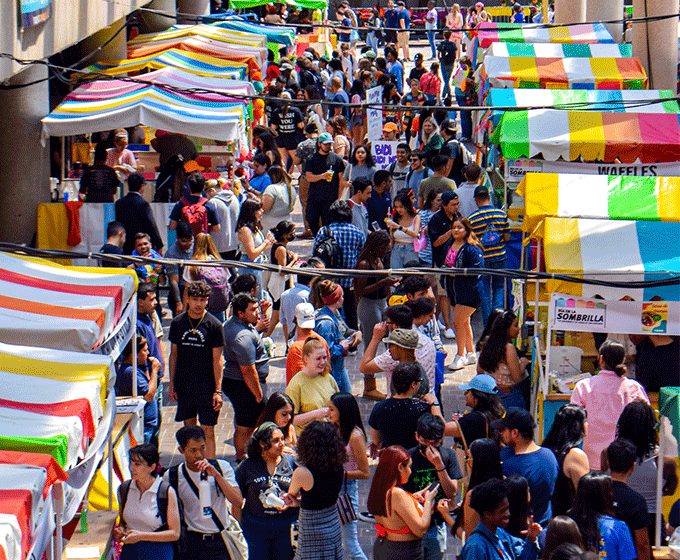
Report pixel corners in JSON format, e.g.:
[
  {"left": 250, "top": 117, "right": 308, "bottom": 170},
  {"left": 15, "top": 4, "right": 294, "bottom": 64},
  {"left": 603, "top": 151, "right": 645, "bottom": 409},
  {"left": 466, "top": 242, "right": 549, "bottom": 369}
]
[
  {"left": 106, "top": 148, "right": 137, "bottom": 176},
  {"left": 570, "top": 370, "right": 649, "bottom": 470}
]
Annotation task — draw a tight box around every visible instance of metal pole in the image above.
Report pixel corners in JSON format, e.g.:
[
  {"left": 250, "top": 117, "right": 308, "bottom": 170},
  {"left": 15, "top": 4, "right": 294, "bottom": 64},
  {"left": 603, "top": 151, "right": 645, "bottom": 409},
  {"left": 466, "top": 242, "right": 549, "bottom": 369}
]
[
  {"left": 655, "top": 416, "right": 666, "bottom": 548},
  {"left": 108, "top": 433, "right": 114, "bottom": 510},
  {"left": 132, "top": 295, "right": 138, "bottom": 397},
  {"left": 54, "top": 482, "right": 63, "bottom": 560}
]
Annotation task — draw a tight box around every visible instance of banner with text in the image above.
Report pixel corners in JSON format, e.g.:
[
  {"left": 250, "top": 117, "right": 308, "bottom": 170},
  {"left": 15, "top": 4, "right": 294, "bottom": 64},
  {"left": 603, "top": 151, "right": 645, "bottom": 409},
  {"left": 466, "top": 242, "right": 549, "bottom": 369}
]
[
  {"left": 366, "top": 86, "right": 383, "bottom": 141},
  {"left": 19, "top": 0, "right": 52, "bottom": 28},
  {"left": 505, "top": 158, "right": 680, "bottom": 183},
  {"left": 549, "top": 293, "right": 680, "bottom": 335},
  {"left": 372, "top": 141, "right": 401, "bottom": 169}
]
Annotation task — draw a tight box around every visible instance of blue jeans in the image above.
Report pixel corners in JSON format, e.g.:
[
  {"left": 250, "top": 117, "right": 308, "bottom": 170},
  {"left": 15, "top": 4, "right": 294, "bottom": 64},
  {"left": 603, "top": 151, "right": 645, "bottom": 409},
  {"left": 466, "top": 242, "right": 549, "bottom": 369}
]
[
  {"left": 239, "top": 254, "right": 263, "bottom": 299},
  {"left": 427, "top": 30, "right": 437, "bottom": 58},
  {"left": 331, "top": 357, "right": 352, "bottom": 393},
  {"left": 456, "top": 94, "right": 472, "bottom": 139},
  {"left": 241, "top": 509, "right": 296, "bottom": 560},
  {"left": 367, "top": 32, "right": 379, "bottom": 52},
  {"left": 441, "top": 65, "right": 454, "bottom": 100},
  {"left": 480, "top": 258, "right": 506, "bottom": 327},
  {"left": 423, "top": 522, "right": 447, "bottom": 560},
  {"left": 391, "top": 242, "right": 418, "bottom": 269},
  {"left": 342, "top": 479, "right": 368, "bottom": 560},
  {"left": 500, "top": 385, "right": 526, "bottom": 409}
]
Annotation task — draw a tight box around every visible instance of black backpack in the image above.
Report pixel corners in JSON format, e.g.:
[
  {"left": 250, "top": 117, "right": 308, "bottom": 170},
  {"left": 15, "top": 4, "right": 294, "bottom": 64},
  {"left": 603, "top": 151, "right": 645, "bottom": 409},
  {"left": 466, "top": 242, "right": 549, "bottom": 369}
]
[{"left": 313, "top": 226, "right": 343, "bottom": 269}]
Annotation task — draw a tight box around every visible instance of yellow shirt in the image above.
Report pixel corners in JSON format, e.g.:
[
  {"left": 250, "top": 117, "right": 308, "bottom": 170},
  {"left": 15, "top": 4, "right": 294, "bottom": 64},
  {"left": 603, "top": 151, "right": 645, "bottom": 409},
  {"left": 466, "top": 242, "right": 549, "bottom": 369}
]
[{"left": 286, "top": 371, "right": 339, "bottom": 434}]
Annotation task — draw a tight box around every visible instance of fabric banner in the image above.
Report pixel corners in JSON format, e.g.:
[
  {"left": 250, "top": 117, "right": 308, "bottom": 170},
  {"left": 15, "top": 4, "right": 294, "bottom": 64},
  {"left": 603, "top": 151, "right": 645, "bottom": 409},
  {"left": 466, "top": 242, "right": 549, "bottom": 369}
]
[
  {"left": 19, "top": 0, "right": 51, "bottom": 29},
  {"left": 549, "top": 293, "right": 680, "bottom": 335},
  {"left": 371, "top": 141, "right": 401, "bottom": 168},
  {"left": 366, "top": 86, "right": 383, "bottom": 141}
]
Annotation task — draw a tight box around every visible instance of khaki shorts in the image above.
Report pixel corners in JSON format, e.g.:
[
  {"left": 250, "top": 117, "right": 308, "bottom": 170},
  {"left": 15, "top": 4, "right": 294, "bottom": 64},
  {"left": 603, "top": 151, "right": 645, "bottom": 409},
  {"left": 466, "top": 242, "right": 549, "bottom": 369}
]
[{"left": 397, "top": 31, "right": 409, "bottom": 47}]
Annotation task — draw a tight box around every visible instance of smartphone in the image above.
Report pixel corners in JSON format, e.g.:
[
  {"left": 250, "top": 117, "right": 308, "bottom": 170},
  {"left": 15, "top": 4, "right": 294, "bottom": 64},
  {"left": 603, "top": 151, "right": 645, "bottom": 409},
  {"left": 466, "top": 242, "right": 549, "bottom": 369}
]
[
  {"left": 427, "top": 481, "right": 440, "bottom": 493},
  {"left": 371, "top": 220, "right": 381, "bottom": 232}
]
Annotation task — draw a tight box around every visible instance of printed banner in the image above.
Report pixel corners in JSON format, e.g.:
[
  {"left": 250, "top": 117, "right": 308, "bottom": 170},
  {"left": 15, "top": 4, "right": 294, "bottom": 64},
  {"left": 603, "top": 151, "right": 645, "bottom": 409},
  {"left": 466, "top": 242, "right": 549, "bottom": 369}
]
[
  {"left": 549, "top": 293, "right": 680, "bottom": 335},
  {"left": 505, "top": 158, "right": 680, "bottom": 183},
  {"left": 19, "top": 0, "right": 52, "bottom": 29},
  {"left": 366, "top": 86, "right": 383, "bottom": 141},
  {"left": 371, "top": 141, "right": 401, "bottom": 169}
]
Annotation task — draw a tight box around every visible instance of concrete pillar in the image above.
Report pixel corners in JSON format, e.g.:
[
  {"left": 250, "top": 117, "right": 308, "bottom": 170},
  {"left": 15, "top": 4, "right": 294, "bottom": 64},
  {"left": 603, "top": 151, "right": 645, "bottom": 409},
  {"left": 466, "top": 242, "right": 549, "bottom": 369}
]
[
  {"left": 632, "top": 0, "right": 678, "bottom": 91},
  {"left": 176, "top": 0, "right": 210, "bottom": 24},
  {"left": 143, "top": 0, "right": 177, "bottom": 33},
  {"left": 0, "top": 65, "right": 50, "bottom": 244},
  {"left": 554, "top": 0, "right": 586, "bottom": 24},
  {"left": 586, "top": 0, "right": 624, "bottom": 42}
]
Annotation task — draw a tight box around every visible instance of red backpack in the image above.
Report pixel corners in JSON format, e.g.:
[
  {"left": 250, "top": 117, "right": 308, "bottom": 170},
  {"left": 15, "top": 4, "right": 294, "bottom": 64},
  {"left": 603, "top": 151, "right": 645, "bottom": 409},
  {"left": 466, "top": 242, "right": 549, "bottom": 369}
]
[{"left": 180, "top": 197, "right": 209, "bottom": 235}]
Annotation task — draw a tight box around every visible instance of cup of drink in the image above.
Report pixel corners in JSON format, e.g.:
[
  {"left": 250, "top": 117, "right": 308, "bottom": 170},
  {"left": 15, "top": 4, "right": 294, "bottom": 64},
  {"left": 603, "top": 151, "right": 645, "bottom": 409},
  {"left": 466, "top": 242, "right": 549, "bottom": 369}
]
[{"left": 326, "top": 170, "right": 334, "bottom": 182}]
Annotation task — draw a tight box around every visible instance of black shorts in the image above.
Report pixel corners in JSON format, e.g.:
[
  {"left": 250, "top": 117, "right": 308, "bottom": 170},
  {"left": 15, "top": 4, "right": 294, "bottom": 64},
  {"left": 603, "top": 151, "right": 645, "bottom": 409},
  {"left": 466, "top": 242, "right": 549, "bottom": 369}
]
[
  {"left": 385, "top": 29, "right": 397, "bottom": 44},
  {"left": 222, "top": 377, "right": 266, "bottom": 428},
  {"left": 175, "top": 390, "right": 220, "bottom": 426}
]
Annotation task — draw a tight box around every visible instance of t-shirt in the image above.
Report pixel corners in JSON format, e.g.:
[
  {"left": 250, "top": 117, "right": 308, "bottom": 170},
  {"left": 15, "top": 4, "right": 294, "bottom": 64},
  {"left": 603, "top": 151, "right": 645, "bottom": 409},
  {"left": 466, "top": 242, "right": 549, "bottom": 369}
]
[
  {"left": 404, "top": 446, "right": 462, "bottom": 526},
  {"left": 116, "top": 363, "right": 158, "bottom": 429},
  {"left": 285, "top": 332, "right": 330, "bottom": 385},
  {"left": 399, "top": 9, "right": 411, "bottom": 29},
  {"left": 407, "top": 168, "right": 431, "bottom": 200},
  {"left": 235, "top": 456, "right": 297, "bottom": 519},
  {"left": 612, "top": 480, "right": 651, "bottom": 540},
  {"left": 366, "top": 189, "right": 392, "bottom": 229},
  {"left": 456, "top": 410, "right": 489, "bottom": 446},
  {"left": 425, "top": 7, "right": 438, "bottom": 29},
  {"left": 468, "top": 205, "right": 511, "bottom": 262},
  {"left": 286, "top": 372, "right": 339, "bottom": 432},
  {"left": 502, "top": 447, "right": 559, "bottom": 526},
  {"left": 249, "top": 173, "right": 273, "bottom": 194},
  {"left": 262, "top": 182, "right": 292, "bottom": 218},
  {"left": 428, "top": 209, "right": 454, "bottom": 267},
  {"left": 597, "top": 515, "right": 637, "bottom": 560},
  {"left": 384, "top": 8, "right": 400, "bottom": 30},
  {"left": 409, "top": 67, "right": 427, "bottom": 83},
  {"left": 164, "top": 241, "right": 194, "bottom": 281},
  {"left": 99, "top": 243, "right": 124, "bottom": 268},
  {"left": 438, "top": 40, "right": 458, "bottom": 65},
  {"left": 369, "top": 397, "right": 432, "bottom": 451},
  {"left": 169, "top": 195, "right": 220, "bottom": 228},
  {"left": 419, "top": 176, "right": 456, "bottom": 207},
  {"left": 80, "top": 165, "right": 120, "bottom": 202},
  {"left": 270, "top": 107, "right": 304, "bottom": 138},
  {"left": 373, "top": 330, "right": 436, "bottom": 396},
  {"left": 634, "top": 337, "right": 680, "bottom": 393},
  {"left": 389, "top": 161, "right": 411, "bottom": 197},
  {"left": 330, "top": 89, "right": 350, "bottom": 121},
  {"left": 304, "top": 151, "right": 346, "bottom": 200},
  {"left": 337, "top": 15, "right": 352, "bottom": 42},
  {"left": 168, "top": 311, "right": 225, "bottom": 394},
  {"left": 222, "top": 316, "right": 269, "bottom": 382},
  {"left": 457, "top": 183, "right": 479, "bottom": 218}
]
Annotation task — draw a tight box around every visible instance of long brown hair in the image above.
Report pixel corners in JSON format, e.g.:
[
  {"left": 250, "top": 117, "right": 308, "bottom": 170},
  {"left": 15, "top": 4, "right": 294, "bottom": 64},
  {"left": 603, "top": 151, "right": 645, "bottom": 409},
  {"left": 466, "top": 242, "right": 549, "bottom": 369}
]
[
  {"left": 188, "top": 233, "right": 221, "bottom": 280},
  {"left": 453, "top": 216, "right": 483, "bottom": 249},
  {"left": 367, "top": 446, "right": 411, "bottom": 517}
]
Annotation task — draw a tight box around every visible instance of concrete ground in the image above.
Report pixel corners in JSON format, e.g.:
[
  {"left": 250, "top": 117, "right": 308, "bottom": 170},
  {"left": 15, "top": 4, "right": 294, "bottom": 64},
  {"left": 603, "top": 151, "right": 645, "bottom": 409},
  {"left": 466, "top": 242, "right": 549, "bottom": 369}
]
[{"left": 157, "top": 43, "right": 480, "bottom": 558}]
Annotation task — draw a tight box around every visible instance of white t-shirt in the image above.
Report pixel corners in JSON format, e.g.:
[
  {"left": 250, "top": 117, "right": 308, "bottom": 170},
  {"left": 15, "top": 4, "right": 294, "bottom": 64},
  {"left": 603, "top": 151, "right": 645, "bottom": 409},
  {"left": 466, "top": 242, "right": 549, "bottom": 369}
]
[
  {"left": 163, "top": 460, "right": 237, "bottom": 534},
  {"left": 426, "top": 8, "right": 438, "bottom": 29}
]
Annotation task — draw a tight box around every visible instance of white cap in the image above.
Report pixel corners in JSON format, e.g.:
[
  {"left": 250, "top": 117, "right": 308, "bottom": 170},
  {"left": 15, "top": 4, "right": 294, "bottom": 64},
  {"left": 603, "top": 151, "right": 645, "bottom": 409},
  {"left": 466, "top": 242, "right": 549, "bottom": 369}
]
[{"left": 295, "top": 302, "right": 316, "bottom": 329}]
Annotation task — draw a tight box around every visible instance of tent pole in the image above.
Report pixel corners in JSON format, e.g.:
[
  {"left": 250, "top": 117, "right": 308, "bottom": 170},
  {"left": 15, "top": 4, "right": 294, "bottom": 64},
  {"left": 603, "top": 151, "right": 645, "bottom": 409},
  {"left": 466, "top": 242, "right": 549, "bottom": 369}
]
[
  {"left": 54, "top": 482, "right": 63, "bottom": 560},
  {"left": 60, "top": 136, "right": 65, "bottom": 186},
  {"left": 108, "top": 433, "right": 114, "bottom": 510},
  {"left": 655, "top": 416, "right": 666, "bottom": 548},
  {"left": 132, "top": 295, "right": 138, "bottom": 398}
]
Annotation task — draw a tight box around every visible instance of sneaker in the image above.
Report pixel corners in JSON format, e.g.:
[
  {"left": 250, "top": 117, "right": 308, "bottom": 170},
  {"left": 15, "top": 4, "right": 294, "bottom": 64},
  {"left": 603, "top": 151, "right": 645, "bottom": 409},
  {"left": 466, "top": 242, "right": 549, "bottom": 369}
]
[
  {"left": 438, "top": 320, "right": 447, "bottom": 331},
  {"left": 448, "top": 354, "right": 469, "bottom": 371},
  {"left": 466, "top": 352, "right": 477, "bottom": 365},
  {"left": 443, "top": 328, "right": 456, "bottom": 339}
]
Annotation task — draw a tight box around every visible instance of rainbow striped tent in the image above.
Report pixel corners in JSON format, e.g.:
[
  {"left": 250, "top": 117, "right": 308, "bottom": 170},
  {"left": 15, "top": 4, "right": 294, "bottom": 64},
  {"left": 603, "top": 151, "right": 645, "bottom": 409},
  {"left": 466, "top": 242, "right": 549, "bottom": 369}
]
[
  {"left": 475, "top": 21, "right": 615, "bottom": 49},
  {"left": 127, "top": 24, "right": 267, "bottom": 50},
  {"left": 487, "top": 42, "right": 632, "bottom": 58},
  {"left": 481, "top": 56, "right": 647, "bottom": 90},
  {"left": 517, "top": 174, "right": 680, "bottom": 233},
  {"left": 491, "top": 110, "right": 680, "bottom": 163},
  {"left": 209, "top": 19, "right": 296, "bottom": 47}
]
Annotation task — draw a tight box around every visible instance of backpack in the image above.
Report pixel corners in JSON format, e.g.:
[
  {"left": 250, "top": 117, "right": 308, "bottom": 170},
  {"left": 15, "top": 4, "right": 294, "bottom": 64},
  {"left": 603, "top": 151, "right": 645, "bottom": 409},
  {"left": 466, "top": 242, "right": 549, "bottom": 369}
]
[
  {"left": 480, "top": 221, "right": 500, "bottom": 248},
  {"left": 313, "top": 226, "right": 343, "bottom": 269},
  {"left": 439, "top": 41, "right": 457, "bottom": 66},
  {"left": 199, "top": 264, "right": 230, "bottom": 314},
  {"left": 180, "top": 197, "right": 209, "bottom": 235}
]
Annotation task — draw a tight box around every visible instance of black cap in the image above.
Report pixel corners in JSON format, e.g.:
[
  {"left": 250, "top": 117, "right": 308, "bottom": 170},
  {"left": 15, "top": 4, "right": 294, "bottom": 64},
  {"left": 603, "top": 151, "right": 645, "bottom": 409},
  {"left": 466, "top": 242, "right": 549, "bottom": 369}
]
[
  {"left": 414, "top": 53, "right": 424, "bottom": 60},
  {"left": 491, "top": 408, "right": 536, "bottom": 434},
  {"left": 440, "top": 119, "right": 457, "bottom": 134},
  {"left": 474, "top": 185, "right": 490, "bottom": 198}
]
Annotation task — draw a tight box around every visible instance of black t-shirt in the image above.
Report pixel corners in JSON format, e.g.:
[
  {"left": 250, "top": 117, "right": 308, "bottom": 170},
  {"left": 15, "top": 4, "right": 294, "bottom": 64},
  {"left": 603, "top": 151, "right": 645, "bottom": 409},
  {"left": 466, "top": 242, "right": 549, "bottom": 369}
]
[
  {"left": 428, "top": 210, "right": 454, "bottom": 267},
  {"left": 80, "top": 165, "right": 120, "bottom": 202},
  {"left": 271, "top": 107, "right": 304, "bottom": 137},
  {"left": 456, "top": 410, "right": 489, "bottom": 446},
  {"left": 99, "top": 243, "right": 124, "bottom": 268},
  {"left": 369, "top": 397, "right": 432, "bottom": 451},
  {"left": 409, "top": 66, "right": 427, "bottom": 83},
  {"left": 404, "top": 446, "right": 462, "bottom": 526},
  {"left": 612, "top": 480, "right": 651, "bottom": 537},
  {"left": 169, "top": 311, "right": 225, "bottom": 394},
  {"left": 235, "top": 456, "right": 298, "bottom": 520},
  {"left": 303, "top": 151, "right": 346, "bottom": 200},
  {"left": 634, "top": 337, "right": 680, "bottom": 393}
]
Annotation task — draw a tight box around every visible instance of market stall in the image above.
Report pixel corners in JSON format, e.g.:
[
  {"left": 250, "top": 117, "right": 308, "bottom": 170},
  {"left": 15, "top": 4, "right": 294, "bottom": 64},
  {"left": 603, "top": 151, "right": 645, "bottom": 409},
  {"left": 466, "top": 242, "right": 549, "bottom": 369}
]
[
  {"left": 481, "top": 56, "right": 648, "bottom": 90},
  {"left": 486, "top": 42, "right": 632, "bottom": 58},
  {"left": 127, "top": 23, "right": 268, "bottom": 51},
  {"left": 210, "top": 19, "right": 297, "bottom": 47},
  {"left": 474, "top": 21, "right": 615, "bottom": 49}
]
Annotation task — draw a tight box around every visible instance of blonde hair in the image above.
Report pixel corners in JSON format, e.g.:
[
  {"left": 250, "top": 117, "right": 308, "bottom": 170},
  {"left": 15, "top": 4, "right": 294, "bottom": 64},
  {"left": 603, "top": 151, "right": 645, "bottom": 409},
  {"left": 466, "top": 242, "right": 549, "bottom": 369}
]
[
  {"left": 420, "top": 117, "right": 440, "bottom": 146},
  {"left": 189, "top": 233, "right": 221, "bottom": 279}
]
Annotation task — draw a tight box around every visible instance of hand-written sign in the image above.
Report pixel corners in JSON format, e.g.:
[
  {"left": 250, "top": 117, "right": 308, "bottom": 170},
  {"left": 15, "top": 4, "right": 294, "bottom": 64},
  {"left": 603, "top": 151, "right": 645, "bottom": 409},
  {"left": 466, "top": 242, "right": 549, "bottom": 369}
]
[{"left": 371, "top": 141, "right": 401, "bottom": 169}]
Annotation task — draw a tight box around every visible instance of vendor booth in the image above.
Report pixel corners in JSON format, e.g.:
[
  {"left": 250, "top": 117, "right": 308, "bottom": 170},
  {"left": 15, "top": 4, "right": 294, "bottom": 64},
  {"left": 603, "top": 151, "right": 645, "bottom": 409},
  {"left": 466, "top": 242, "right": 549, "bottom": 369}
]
[
  {"left": 474, "top": 21, "right": 615, "bottom": 49},
  {"left": 127, "top": 24, "right": 268, "bottom": 52},
  {"left": 486, "top": 42, "right": 632, "bottom": 58}
]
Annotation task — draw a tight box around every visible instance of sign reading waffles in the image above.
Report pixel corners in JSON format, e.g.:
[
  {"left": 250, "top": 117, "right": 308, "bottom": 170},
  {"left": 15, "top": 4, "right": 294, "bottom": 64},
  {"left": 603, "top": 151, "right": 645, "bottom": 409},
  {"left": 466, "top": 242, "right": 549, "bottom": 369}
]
[{"left": 553, "top": 297, "right": 606, "bottom": 330}]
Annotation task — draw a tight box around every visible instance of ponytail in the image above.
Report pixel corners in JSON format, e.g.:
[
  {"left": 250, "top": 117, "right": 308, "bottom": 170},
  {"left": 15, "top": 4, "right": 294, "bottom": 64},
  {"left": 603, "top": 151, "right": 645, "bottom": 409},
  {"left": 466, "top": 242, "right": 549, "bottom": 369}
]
[{"left": 599, "top": 339, "right": 627, "bottom": 377}]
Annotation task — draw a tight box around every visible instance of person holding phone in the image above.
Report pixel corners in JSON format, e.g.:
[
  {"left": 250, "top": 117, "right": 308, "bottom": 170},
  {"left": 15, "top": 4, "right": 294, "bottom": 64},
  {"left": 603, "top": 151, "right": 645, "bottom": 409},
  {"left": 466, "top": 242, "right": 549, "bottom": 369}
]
[{"left": 404, "top": 414, "right": 462, "bottom": 560}]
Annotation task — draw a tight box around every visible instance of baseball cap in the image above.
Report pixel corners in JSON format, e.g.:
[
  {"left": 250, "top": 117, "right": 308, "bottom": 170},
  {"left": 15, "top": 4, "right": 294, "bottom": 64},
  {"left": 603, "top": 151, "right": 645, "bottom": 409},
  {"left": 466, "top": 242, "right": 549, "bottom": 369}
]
[
  {"left": 365, "top": 50, "right": 377, "bottom": 59},
  {"left": 414, "top": 53, "right": 424, "bottom": 61},
  {"left": 294, "top": 302, "right": 316, "bottom": 329},
  {"left": 440, "top": 119, "right": 457, "bottom": 134},
  {"left": 491, "top": 408, "right": 536, "bottom": 434},
  {"left": 474, "top": 185, "right": 490, "bottom": 198},
  {"left": 382, "top": 328, "right": 423, "bottom": 349},
  {"left": 318, "top": 132, "right": 334, "bottom": 144},
  {"left": 280, "top": 62, "right": 294, "bottom": 71},
  {"left": 183, "top": 160, "right": 205, "bottom": 173},
  {"left": 441, "top": 190, "right": 459, "bottom": 204},
  {"left": 114, "top": 129, "right": 128, "bottom": 139},
  {"left": 383, "top": 122, "right": 400, "bottom": 133},
  {"left": 459, "top": 374, "right": 498, "bottom": 394},
  {"left": 397, "top": 1, "right": 405, "bottom": 6}
]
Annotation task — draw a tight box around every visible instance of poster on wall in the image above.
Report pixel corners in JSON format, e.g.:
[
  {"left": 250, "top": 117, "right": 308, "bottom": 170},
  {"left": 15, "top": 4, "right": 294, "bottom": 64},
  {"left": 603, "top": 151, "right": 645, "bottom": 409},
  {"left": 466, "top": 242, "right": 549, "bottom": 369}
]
[{"left": 19, "top": 0, "right": 52, "bottom": 29}]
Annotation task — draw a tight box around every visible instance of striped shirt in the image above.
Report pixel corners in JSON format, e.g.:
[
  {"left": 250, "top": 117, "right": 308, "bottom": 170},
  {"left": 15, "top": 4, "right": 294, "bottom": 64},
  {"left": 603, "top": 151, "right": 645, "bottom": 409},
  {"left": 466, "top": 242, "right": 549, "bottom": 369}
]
[{"left": 468, "top": 205, "right": 510, "bottom": 261}]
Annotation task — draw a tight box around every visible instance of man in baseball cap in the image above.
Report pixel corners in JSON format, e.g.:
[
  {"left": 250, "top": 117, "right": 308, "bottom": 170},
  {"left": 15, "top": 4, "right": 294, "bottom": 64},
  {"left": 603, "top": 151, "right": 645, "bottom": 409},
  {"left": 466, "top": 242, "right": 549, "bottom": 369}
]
[{"left": 382, "top": 121, "right": 400, "bottom": 141}]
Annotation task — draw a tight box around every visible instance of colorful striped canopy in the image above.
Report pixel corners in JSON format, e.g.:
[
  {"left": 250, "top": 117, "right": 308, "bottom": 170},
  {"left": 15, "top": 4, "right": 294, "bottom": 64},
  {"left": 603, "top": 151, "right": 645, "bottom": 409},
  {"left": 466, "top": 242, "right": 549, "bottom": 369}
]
[
  {"left": 209, "top": 20, "right": 297, "bottom": 46},
  {"left": 482, "top": 56, "right": 648, "bottom": 90},
  {"left": 475, "top": 22, "right": 614, "bottom": 48},
  {"left": 128, "top": 24, "right": 267, "bottom": 50},
  {"left": 84, "top": 48, "right": 247, "bottom": 80},
  {"left": 126, "top": 35, "right": 266, "bottom": 72},
  {"left": 487, "top": 42, "right": 632, "bottom": 58},
  {"left": 491, "top": 110, "right": 680, "bottom": 163},
  {"left": 517, "top": 174, "right": 680, "bottom": 233},
  {"left": 141, "top": 67, "right": 256, "bottom": 96},
  {"left": 486, "top": 90, "right": 680, "bottom": 126},
  {"left": 539, "top": 217, "right": 680, "bottom": 301},
  {"left": 42, "top": 77, "right": 246, "bottom": 144}
]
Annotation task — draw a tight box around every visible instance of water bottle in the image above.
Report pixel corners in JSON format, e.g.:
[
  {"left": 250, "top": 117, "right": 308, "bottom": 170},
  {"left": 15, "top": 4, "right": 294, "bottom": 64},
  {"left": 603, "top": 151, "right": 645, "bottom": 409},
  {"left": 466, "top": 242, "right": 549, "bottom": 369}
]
[
  {"left": 265, "top": 493, "right": 286, "bottom": 508},
  {"left": 199, "top": 471, "right": 211, "bottom": 517},
  {"left": 80, "top": 499, "right": 88, "bottom": 533}
]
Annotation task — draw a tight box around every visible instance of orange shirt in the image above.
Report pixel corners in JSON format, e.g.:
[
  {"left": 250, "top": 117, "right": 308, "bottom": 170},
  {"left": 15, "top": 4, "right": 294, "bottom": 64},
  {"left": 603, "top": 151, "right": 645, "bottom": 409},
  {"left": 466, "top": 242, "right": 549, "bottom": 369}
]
[{"left": 285, "top": 331, "right": 330, "bottom": 385}]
